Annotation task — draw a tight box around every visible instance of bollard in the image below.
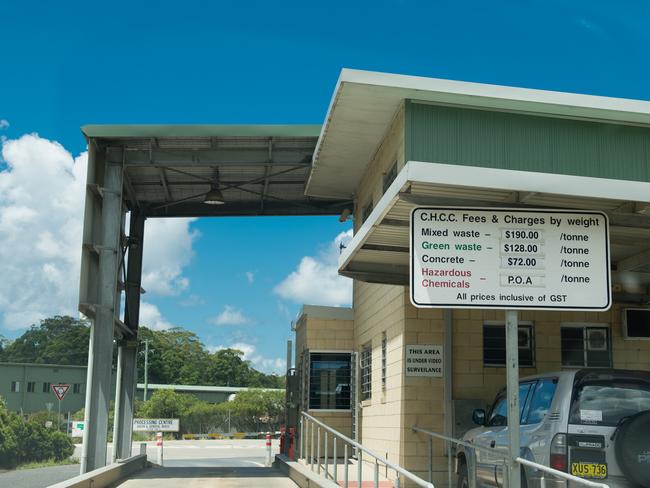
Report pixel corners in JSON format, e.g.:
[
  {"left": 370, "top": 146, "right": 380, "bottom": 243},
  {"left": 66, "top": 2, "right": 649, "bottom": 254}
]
[
  {"left": 140, "top": 442, "right": 147, "bottom": 456},
  {"left": 156, "top": 432, "right": 164, "bottom": 466},
  {"left": 266, "top": 433, "right": 272, "bottom": 466}
]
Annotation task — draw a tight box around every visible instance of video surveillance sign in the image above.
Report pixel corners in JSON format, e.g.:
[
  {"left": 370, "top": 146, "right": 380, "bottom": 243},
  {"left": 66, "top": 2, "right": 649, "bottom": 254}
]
[{"left": 410, "top": 207, "right": 610, "bottom": 311}]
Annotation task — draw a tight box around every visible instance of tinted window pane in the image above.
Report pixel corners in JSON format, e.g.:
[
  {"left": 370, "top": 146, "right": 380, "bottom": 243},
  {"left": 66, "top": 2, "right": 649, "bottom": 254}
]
[
  {"left": 483, "top": 325, "right": 534, "bottom": 367},
  {"left": 561, "top": 328, "right": 584, "bottom": 366},
  {"left": 526, "top": 379, "right": 557, "bottom": 424},
  {"left": 569, "top": 380, "right": 650, "bottom": 426},
  {"left": 309, "top": 353, "right": 351, "bottom": 410},
  {"left": 487, "top": 383, "right": 533, "bottom": 427}
]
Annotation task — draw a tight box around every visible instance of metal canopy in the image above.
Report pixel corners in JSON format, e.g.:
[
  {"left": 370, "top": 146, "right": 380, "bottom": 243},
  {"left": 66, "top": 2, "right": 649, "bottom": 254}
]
[
  {"left": 306, "top": 69, "right": 650, "bottom": 200},
  {"left": 82, "top": 125, "right": 350, "bottom": 218},
  {"left": 340, "top": 161, "right": 650, "bottom": 298}
]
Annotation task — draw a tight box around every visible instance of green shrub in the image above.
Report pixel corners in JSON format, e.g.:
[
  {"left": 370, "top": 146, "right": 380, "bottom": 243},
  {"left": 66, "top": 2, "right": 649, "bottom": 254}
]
[
  {"left": 0, "top": 398, "right": 18, "bottom": 469},
  {"left": 50, "top": 431, "right": 74, "bottom": 461}
]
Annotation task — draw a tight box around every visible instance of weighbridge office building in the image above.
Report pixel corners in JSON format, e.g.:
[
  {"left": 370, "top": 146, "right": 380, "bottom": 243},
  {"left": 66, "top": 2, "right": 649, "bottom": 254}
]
[{"left": 294, "top": 70, "right": 650, "bottom": 486}]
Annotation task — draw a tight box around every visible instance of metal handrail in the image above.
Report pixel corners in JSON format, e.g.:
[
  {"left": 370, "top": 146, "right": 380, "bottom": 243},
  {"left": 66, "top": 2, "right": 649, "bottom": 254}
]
[
  {"left": 301, "top": 411, "right": 434, "bottom": 488},
  {"left": 516, "top": 457, "right": 610, "bottom": 488},
  {"left": 413, "top": 425, "right": 611, "bottom": 488}
]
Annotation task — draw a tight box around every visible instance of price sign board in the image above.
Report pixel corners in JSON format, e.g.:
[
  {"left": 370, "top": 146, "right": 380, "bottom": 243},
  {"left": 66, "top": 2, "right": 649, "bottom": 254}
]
[
  {"left": 133, "top": 418, "right": 180, "bottom": 432},
  {"left": 410, "top": 207, "right": 610, "bottom": 310}
]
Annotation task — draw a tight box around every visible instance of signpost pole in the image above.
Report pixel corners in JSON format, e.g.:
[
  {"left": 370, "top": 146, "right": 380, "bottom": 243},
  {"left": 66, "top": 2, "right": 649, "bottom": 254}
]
[
  {"left": 58, "top": 397, "right": 62, "bottom": 432},
  {"left": 505, "top": 309, "right": 521, "bottom": 488}
]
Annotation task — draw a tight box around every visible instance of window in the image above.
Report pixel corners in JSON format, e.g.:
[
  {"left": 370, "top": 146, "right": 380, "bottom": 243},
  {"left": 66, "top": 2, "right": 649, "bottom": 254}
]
[
  {"left": 360, "top": 343, "right": 372, "bottom": 401},
  {"left": 42, "top": 382, "right": 50, "bottom": 393},
  {"left": 487, "top": 383, "right": 535, "bottom": 427},
  {"left": 561, "top": 325, "right": 611, "bottom": 368},
  {"left": 73, "top": 383, "right": 82, "bottom": 394},
  {"left": 27, "top": 381, "right": 35, "bottom": 393},
  {"left": 569, "top": 378, "right": 650, "bottom": 427},
  {"left": 308, "top": 353, "right": 351, "bottom": 410},
  {"left": 382, "top": 162, "right": 398, "bottom": 193},
  {"left": 361, "top": 201, "right": 373, "bottom": 223},
  {"left": 381, "top": 333, "right": 387, "bottom": 389},
  {"left": 10, "top": 381, "right": 20, "bottom": 393},
  {"left": 483, "top": 323, "right": 535, "bottom": 367},
  {"left": 524, "top": 379, "right": 557, "bottom": 424}
]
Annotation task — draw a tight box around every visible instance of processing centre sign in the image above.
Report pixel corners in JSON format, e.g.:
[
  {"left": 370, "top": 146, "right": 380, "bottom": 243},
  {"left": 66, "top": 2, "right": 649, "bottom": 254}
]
[{"left": 410, "top": 207, "right": 611, "bottom": 311}]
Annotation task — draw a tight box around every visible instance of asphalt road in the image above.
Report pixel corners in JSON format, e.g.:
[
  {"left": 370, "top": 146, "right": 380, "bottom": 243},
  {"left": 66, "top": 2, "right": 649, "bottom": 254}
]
[{"left": 0, "top": 439, "right": 294, "bottom": 488}]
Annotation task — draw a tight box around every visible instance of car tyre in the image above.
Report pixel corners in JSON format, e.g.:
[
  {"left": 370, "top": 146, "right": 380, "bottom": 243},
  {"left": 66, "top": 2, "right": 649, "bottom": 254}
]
[{"left": 457, "top": 461, "right": 469, "bottom": 488}]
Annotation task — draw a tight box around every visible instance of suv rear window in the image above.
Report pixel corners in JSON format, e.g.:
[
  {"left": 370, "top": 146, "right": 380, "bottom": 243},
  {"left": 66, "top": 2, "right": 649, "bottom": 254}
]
[{"left": 569, "top": 379, "right": 650, "bottom": 426}]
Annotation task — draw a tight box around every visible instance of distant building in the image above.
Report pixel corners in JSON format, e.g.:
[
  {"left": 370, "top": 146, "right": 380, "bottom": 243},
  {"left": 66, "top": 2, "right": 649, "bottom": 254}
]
[{"left": 0, "top": 362, "right": 281, "bottom": 414}]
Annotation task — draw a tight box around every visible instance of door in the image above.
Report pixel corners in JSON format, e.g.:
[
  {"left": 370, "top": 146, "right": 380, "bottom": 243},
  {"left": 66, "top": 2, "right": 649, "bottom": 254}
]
[{"left": 473, "top": 393, "right": 508, "bottom": 487}]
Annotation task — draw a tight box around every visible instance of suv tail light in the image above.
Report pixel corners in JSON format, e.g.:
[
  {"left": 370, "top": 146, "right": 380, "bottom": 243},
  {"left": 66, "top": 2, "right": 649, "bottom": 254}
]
[{"left": 550, "top": 433, "right": 567, "bottom": 472}]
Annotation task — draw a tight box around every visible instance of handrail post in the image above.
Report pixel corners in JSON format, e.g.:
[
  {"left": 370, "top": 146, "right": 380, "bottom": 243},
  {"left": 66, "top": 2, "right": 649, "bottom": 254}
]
[
  {"left": 324, "top": 431, "right": 329, "bottom": 478},
  {"left": 344, "top": 444, "right": 349, "bottom": 488},
  {"left": 333, "top": 436, "right": 338, "bottom": 482},
  {"left": 317, "top": 427, "right": 321, "bottom": 474},
  {"left": 447, "top": 440, "right": 453, "bottom": 488},
  {"left": 374, "top": 459, "right": 379, "bottom": 488},
  {"left": 428, "top": 437, "right": 433, "bottom": 483},
  {"left": 358, "top": 450, "right": 363, "bottom": 487},
  {"left": 310, "top": 420, "right": 314, "bottom": 471},
  {"left": 299, "top": 416, "right": 304, "bottom": 460}
]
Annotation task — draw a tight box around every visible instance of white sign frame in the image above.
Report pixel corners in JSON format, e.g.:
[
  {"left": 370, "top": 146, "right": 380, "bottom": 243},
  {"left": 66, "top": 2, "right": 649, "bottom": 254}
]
[
  {"left": 410, "top": 207, "right": 611, "bottom": 311},
  {"left": 133, "top": 418, "right": 180, "bottom": 432}
]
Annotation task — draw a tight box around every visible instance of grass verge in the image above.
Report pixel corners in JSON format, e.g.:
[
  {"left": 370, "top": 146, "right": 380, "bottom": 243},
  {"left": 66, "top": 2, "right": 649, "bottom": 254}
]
[{"left": 16, "top": 458, "right": 80, "bottom": 470}]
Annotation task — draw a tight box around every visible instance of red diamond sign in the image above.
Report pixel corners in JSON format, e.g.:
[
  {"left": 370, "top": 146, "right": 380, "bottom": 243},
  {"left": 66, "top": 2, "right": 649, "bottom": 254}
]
[{"left": 51, "top": 384, "right": 70, "bottom": 401}]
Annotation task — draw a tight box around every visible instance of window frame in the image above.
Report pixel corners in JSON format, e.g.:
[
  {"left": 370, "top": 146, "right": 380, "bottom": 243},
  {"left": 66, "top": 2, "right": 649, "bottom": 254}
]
[
  {"left": 27, "top": 381, "right": 35, "bottom": 393},
  {"left": 42, "top": 382, "right": 50, "bottom": 393},
  {"left": 360, "top": 343, "right": 372, "bottom": 401},
  {"left": 560, "top": 323, "right": 612, "bottom": 368},
  {"left": 483, "top": 321, "right": 535, "bottom": 368},
  {"left": 307, "top": 350, "right": 353, "bottom": 412},
  {"left": 382, "top": 162, "right": 398, "bottom": 193},
  {"left": 10, "top": 381, "right": 20, "bottom": 393},
  {"left": 73, "top": 383, "right": 81, "bottom": 394}
]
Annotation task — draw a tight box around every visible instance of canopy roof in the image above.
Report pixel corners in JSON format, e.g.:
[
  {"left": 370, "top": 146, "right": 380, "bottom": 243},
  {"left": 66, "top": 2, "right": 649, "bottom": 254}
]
[
  {"left": 82, "top": 125, "right": 348, "bottom": 218},
  {"left": 340, "top": 161, "right": 650, "bottom": 297},
  {"left": 307, "top": 69, "right": 650, "bottom": 199}
]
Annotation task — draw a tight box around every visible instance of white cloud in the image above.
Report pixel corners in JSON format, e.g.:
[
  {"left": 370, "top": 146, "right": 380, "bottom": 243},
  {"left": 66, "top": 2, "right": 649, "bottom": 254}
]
[
  {"left": 210, "top": 305, "right": 252, "bottom": 326},
  {"left": 0, "top": 120, "right": 9, "bottom": 130},
  {"left": 212, "top": 342, "right": 286, "bottom": 374},
  {"left": 139, "top": 301, "right": 174, "bottom": 331},
  {"left": 0, "top": 133, "right": 198, "bottom": 332},
  {"left": 245, "top": 271, "right": 255, "bottom": 283},
  {"left": 179, "top": 294, "right": 205, "bottom": 307},
  {"left": 142, "top": 218, "right": 198, "bottom": 296},
  {"left": 274, "top": 230, "right": 353, "bottom": 307}
]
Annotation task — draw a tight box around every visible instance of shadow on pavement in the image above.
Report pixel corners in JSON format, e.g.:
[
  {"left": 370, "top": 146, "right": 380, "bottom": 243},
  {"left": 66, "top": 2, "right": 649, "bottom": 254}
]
[{"left": 131, "top": 466, "right": 286, "bottom": 479}]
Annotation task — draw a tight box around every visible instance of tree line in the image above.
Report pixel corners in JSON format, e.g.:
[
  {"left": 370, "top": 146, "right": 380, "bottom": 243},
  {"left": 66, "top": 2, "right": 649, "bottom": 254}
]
[{"left": 0, "top": 316, "right": 284, "bottom": 388}]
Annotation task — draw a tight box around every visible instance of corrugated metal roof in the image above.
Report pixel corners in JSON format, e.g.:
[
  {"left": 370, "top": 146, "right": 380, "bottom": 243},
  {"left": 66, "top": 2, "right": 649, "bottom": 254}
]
[{"left": 82, "top": 124, "right": 321, "bottom": 139}]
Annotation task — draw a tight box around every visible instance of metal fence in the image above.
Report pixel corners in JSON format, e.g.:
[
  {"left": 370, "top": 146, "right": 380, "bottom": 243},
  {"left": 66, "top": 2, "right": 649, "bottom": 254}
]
[
  {"left": 300, "top": 412, "right": 434, "bottom": 488},
  {"left": 412, "top": 425, "right": 611, "bottom": 488}
]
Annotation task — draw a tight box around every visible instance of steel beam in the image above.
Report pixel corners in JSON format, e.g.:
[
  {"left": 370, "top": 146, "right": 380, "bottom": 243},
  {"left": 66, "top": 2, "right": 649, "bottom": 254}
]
[
  {"left": 144, "top": 200, "right": 350, "bottom": 218},
  {"left": 113, "top": 210, "right": 145, "bottom": 460},
  {"left": 80, "top": 147, "right": 123, "bottom": 473}
]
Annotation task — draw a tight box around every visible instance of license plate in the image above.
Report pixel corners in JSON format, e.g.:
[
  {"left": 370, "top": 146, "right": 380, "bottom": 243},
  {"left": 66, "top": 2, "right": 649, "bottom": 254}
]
[{"left": 571, "top": 462, "right": 608, "bottom": 479}]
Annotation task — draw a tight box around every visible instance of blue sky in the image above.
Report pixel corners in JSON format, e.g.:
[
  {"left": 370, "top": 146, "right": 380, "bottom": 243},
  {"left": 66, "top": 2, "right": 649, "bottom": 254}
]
[{"left": 1, "top": 0, "right": 650, "bottom": 372}]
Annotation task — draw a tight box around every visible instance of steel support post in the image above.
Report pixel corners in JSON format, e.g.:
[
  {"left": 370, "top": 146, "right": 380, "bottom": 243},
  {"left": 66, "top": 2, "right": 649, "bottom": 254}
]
[
  {"left": 113, "top": 210, "right": 145, "bottom": 460},
  {"left": 505, "top": 310, "right": 521, "bottom": 488},
  {"left": 80, "top": 149, "right": 124, "bottom": 473},
  {"left": 443, "top": 309, "right": 454, "bottom": 488}
]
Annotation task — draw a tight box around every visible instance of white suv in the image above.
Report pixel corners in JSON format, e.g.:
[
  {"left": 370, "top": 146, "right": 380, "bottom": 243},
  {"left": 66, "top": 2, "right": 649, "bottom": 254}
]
[{"left": 456, "top": 369, "right": 650, "bottom": 488}]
